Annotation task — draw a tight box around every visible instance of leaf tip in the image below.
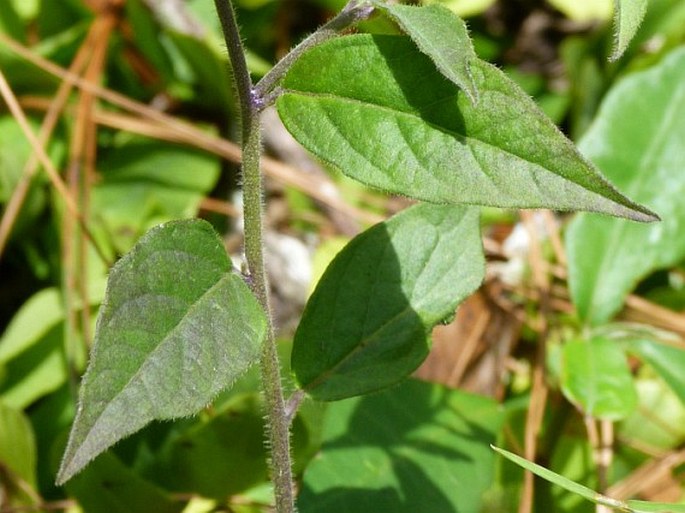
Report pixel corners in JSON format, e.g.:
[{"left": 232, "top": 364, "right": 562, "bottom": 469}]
[
  {"left": 55, "top": 457, "right": 77, "bottom": 487},
  {"left": 626, "top": 207, "right": 660, "bottom": 223}
]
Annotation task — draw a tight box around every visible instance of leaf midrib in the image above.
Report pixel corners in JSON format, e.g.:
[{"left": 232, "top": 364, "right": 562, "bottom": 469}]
[{"left": 282, "top": 90, "right": 607, "bottom": 198}]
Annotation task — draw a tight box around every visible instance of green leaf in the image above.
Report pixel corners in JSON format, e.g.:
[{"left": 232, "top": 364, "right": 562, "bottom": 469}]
[
  {"left": 0, "top": 400, "right": 37, "bottom": 487},
  {"left": 166, "top": 31, "right": 235, "bottom": 114},
  {"left": 0, "top": 281, "right": 105, "bottom": 365},
  {"left": 65, "top": 451, "right": 183, "bottom": 513},
  {"left": 561, "top": 337, "right": 637, "bottom": 420},
  {"left": 426, "top": 0, "right": 496, "bottom": 18},
  {"left": 621, "top": 377, "right": 685, "bottom": 451},
  {"left": 92, "top": 140, "right": 220, "bottom": 253},
  {"left": 0, "top": 288, "right": 65, "bottom": 364},
  {"left": 0, "top": 1, "right": 26, "bottom": 41},
  {"left": 277, "top": 34, "right": 656, "bottom": 221},
  {"left": 292, "top": 203, "right": 484, "bottom": 400},
  {"left": 299, "top": 379, "right": 504, "bottom": 513},
  {"left": 0, "top": 323, "right": 67, "bottom": 409},
  {"left": 624, "top": 338, "right": 685, "bottom": 404},
  {"left": 57, "top": 219, "right": 267, "bottom": 485},
  {"left": 0, "top": 282, "right": 105, "bottom": 409},
  {"left": 611, "top": 0, "right": 649, "bottom": 61},
  {"left": 566, "top": 47, "right": 685, "bottom": 325},
  {"left": 125, "top": 0, "right": 175, "bottom": 84},
  {"left": 547, "top": 0, "right": 612, "bottom": 21},
  {"left": 0, "top": 116, "right": 50, "bottom": 237},
  {"left": 152, "top": 394, "right": 269, "bottom": 499},
  {"left": 372, "top": 3, "right": 479, "bottom": 103}
]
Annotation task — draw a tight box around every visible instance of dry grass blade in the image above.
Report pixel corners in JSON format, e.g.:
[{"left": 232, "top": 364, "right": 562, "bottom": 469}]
[
  {"left": 0, "top": 32, "right": 382, "bottom": 227},
  {"left": 518, "top": 210, "right": 552, "bottom": 513},
  {"left": 0, "top": 19, "right": 102, "bottom": 260},
  {"left": 607, "top": 448, "right": 685, "bottom": 501},
  {"left": 0, "top": 69, "right": 110, "bottom": 266}
]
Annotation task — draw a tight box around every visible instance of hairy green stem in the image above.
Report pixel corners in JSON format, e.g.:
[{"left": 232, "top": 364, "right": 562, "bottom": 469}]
[
  {"left": 253, "top": 0, "right": 375, "bottom": 102},
  {"left": 213, "top": 1, "right": 295, "bottom": 511}
]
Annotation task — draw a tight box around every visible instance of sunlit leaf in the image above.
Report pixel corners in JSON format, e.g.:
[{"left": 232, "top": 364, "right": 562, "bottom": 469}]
[
  {"left": 561, "top": 337, "right": 637, "bottom": 420},
  {"left": 0, "top": 400, "right": 36, "bottom": 487},
  {"left": 421, "top": 0, "right": 496, "bottom": 18},
  {"left": 299, "top": 380, "right": 504, "bottom": 513},
  {"left": 92, "top": 140, "right": 220, "bottom": 254},
  {"left": 624, "top": 337, "right": 685, "bottom": 404},
  {"left": 0, "top": 324, "right": 67, "bottom": 409},
  {"left": 547, "top": 0, "right": 612, "bottom": 22},
  {"left": 57, "top": 220, "right": 267, "bottom": 484},
  {"left": 277, "top": 34, "right": 656, "bottom": 221},
  {"left": 292, "top": 204, "right": 484, "bottom": 400},
  {"left": 0, "top": 281, "right": 105, "bottom": 365},
  {"left": 567, "top": 47, "right": 685, "bottom": 325}
]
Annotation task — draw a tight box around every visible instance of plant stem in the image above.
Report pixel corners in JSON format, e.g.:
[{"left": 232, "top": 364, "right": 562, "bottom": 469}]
[
  {"left": 253, "top": 0, "right": 375, "bottom": 102},
  {"left": 213, "top": 1, "right": 295, "bottom": 512}
]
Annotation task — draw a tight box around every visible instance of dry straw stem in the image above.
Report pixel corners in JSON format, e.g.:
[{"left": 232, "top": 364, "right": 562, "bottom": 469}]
[
  {"left": 0, "top": 68, "right": 110, "bottom": 266},
  {"left": 62, "top": 9, "right": 117, "bottom": 365},
  {"left": 0, "top": 33, "right": 382, "bottom": 227},
  {"left": 0, "top": 18, "right": 103, "bottom": 259},
  {"left": 518, "top": 210, "right": 552, "bottom": 513},
  {"left": 607, "top": 448, "right": 685, "bottom": 501}
]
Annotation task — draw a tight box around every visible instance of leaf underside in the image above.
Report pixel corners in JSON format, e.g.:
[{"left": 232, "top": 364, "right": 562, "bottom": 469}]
[
  {"left": 277, "top": 34, "right": 656, "bottom": 222},
  {"left": 57, "top": 220, "right": 267, "bottom": 484},
  {"left": 292, "top": 203, "right": 484, "bottom": 401}
]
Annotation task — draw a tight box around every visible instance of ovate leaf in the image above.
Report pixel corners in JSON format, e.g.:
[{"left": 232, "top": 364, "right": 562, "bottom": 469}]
[
  {"left": 292, "top": 203, "right": 484, "bottom": 401},
  {"left": 277, "top": 34, "right": 656, "bottom": 221},
  {"left": 566, "top": 47, "right": 685, "bottom": 325},
  {"left": 611, "top": 0, "right": 649, "bottom": 61},
  {"left": 561, "top": 337, "right": 637, "bottom": 420},
  {"left": 372, "top": 3, "right": 479, "bottom": 103},
  {"left": 299, "top": 380, "right": 504, "bottom": 513},
  {"left": 57, "top": 219, "right": 267, "bottom": 484}
]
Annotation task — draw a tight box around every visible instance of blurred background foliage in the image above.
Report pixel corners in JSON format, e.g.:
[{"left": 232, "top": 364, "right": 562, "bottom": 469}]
[{"left": 1, "top": 0, "right": 685, "bottom": 512}]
